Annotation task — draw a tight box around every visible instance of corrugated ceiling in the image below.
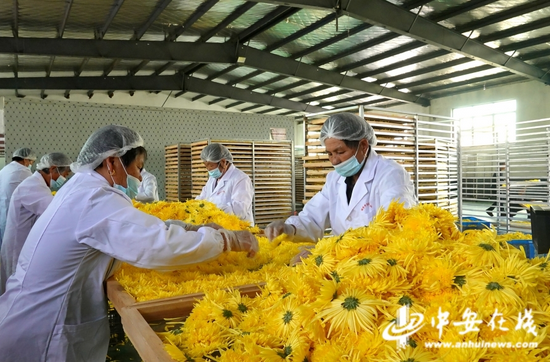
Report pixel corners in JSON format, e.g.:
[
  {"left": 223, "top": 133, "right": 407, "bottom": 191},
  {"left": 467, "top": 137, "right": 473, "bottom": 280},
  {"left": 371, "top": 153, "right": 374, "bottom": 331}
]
[{"left": 0, "top": 0, "right": 548, "bottom": 115}]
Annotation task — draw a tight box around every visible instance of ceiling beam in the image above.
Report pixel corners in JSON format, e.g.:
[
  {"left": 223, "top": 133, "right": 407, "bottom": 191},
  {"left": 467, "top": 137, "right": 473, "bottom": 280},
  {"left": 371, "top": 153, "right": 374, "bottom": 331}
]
[
  {"left": 163, "top": 1, "right": 257, "bottom": 75},
  {"left": 188, "top": 5, "right": 301, "bottom": 98},
  {"left": 166, "top": 0, "right": 219, "bottom": 42},
  {"left": 133, "top": 0, "right": 173, "bottom": 40},
  {"left": 236, "top": 6, "right": 300, "bottom": 44},
  {"left": 0, "top": 75, "right": 325, "bottom": 113},
  {"left": 250, "top": 0, "right": 550, "bottom": 84},
  {"left": 98, "top": 0, "right": 125, "bottom": 39},
  {"left": 238, "top": 45, "right": 430, "bottom": 105},
  {"left": 12, "top": 0, "right": 19, "bottom": 38},
  {"left": 3, "top": 40, "right": 423, "bottom": 107},
  {"left": 242, "top": 104, "right": 264, "bottom": 112},
  {"left": 223, "top": 0, "right": 424, "bottom": 92},
  {"left": 0, "top": 37, "right": 430, "bottom": 105},
  {"left": 58, "top": 0, "right": 74, "bottom": 38},
  {"left": 477, "top": 17, "right": 550, "bottom": 44},
  {"left": 412, "top": 71, "right": 513, "bottom": 94},
  {"left": 226, "top": 101, "right": 244, "bottom": 109},
  {"left": 455, "top": 0, "right": 550, "bottom": 33},
  {"left": 0, "top": 38, "right": 237, "bottom": 63}
]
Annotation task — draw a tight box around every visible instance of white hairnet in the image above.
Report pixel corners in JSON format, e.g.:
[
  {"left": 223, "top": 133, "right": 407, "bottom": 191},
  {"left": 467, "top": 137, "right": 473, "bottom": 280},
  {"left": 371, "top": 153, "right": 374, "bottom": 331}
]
[
  {"left": 319, "top": 112, "right": 377, "bottom": 147},
  {"left": 13, "top": 147, "right": 36, "bottom": 160},
  {"left": 200, "top": 143, "right": 234, "bottom": 163},
  {"left": 36, "top": 152, "right": 73, "bottom": 170},
  {"left": 71, "top": 125, "right": 144, "bottom": 173}
]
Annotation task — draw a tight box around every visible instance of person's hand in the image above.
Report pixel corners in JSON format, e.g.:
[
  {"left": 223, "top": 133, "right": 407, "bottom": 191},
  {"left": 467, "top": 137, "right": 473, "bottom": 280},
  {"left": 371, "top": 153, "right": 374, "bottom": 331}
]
[
  {"left": 165, "top": 219, "right": 199, "bottom": 231},
  {"left": 290, "top": 245, "right": 314, "bottom": 266},
  {"left": 265, "top": 220, "right": 295, "bottom": 242},
  {"left": 219, "top": 230, "right": 259, "bottom": 257}
]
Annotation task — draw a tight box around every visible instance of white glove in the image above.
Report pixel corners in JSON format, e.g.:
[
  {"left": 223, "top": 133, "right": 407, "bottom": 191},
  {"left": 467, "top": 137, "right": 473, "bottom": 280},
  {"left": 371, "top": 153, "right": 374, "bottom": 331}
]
[
  {"left": 219, "top": 230, "right": 259, "bottom": 258},
  {"left": 265, "top": 220, "right": 295, "bottom": 242},
  {"left": 165, "top": 219, "right": 199, "bottom": 232}
]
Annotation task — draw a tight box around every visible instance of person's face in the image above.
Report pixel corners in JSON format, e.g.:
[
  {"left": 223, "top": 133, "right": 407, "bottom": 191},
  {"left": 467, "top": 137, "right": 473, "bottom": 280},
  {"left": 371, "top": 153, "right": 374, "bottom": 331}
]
[
  {"left": 204, "top": 159, "right": 228, "bottom": 173},
  {"left": 51, "top": 167, "right": 71, "bottom": 181},
  {"left": 324, "top": 138, "right": 369, "bottom": 166},
  {"left": 23, "top": 159, "right": 34, "bottom": 168},
  {"left": 106, "top": 155, "right": 144, "bottom": 187}
]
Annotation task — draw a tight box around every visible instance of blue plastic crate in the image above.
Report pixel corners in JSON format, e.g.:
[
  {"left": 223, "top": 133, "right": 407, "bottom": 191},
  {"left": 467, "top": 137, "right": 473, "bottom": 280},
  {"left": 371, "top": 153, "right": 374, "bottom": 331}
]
[
  {"left": 508, "top": 239, "right": 537, "bottom": 259},
  {"left": 461, "top": 216, "right": 491, "bottom": 230}
]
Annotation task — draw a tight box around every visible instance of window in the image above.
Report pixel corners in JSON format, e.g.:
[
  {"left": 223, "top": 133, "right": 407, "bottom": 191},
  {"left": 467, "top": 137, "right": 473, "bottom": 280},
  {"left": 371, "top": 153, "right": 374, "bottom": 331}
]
[{"left": 453, "top": 100, "right": 516, "bottom": 147}]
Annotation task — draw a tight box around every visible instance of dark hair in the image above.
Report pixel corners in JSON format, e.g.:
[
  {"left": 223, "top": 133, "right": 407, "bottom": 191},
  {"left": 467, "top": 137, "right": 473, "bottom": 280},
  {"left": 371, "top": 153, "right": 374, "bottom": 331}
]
[
  {"left": 120, "top": 146, "right": 147, "bottom": 168},
  {"left": 40, "top": 168, "right": 50, "bottom": 174},
  {"left": 343, "top": 140, "right": 360, "bottom": 150},
  {"left": 57, "top": 166, "right": 71, "bottom": 173},
  {"left": 12, "top": 157, "right": 24, "bottom": 162}
]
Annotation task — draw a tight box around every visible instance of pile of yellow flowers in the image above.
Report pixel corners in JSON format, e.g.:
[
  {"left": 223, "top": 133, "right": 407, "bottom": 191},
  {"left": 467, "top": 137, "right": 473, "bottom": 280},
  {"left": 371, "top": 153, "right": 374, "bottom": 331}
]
[
  {"left": 116, "top": 200, "right": 312, "bottom": 301},
  {"left": 134, "top": 201, "right": 549, "bottom": 362}
]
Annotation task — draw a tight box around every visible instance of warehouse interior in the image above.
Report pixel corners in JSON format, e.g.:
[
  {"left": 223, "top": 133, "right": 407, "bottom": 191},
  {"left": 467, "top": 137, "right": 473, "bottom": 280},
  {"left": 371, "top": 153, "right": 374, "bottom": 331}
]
[{"left": 1, "top": 0, "right": 550, "bottom": 361}]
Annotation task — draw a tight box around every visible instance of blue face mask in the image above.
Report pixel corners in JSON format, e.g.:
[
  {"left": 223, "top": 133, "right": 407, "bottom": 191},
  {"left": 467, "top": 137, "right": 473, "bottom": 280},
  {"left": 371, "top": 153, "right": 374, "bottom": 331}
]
[
  {"left": 112, "top": 158, "right": 141, "bottom": 199},
  {"left": 333, "top": 146, "right": 367, "bottom": 177},
  {"left": 50, "top": 172, "right": 66, "bottom": 192},
  {"left": 208, "top": 163, "right": 223, "bottom": 179}
]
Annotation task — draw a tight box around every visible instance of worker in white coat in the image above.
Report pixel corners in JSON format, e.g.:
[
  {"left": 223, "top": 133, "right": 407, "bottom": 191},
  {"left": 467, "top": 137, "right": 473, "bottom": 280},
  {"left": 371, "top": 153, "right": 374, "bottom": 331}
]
[
  {"left": 0, "top": 125, "right": 259, "bottom": 362},
  {"left": 134, "top": 148, "right": 159, "bottom": 203},
  {"left": 265, "top": 112, "right": 416, "bottom": 243},
  {"left": 0, "top": 147, "right": 36, "bottom": 248},
  {"left": 0, "top": 152, "right": 72, "bottom": 294},
  {"left": 196, "top": 143, "right": 254, "bottom": 224},
  {"left": 135, "top": 168, "right": 159, "bottom": 202}
]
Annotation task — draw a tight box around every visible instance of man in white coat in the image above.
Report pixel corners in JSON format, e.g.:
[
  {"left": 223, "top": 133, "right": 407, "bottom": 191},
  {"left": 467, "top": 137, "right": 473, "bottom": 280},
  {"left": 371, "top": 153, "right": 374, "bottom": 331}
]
[
  {"left": 0, "top": 152, "right": 72, "bottom": 294},
  {"left": 0, "top": 147, "right": 36, "bottom": 248},
  {"left": 265, "top": 112, "right": 416, "bottom": 243},
  {"left": 196, "top": 143, "right": 254, "bottom": 224},
  {"left": 0, "top": 125, "right": 258, "bottom": 362},
  {"left": 135, "top": 168, "right": 159, "bottom": 203}
]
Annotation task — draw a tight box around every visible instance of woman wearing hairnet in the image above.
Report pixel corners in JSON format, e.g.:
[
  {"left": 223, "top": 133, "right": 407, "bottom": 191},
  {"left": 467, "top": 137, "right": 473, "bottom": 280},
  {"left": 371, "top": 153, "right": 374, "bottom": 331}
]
[
  {"left": 0, "top": 125, "right": 258, "bottom": 362},
  {"left": 0, "top": 147, "right": 36, "bottom": 248},
  {"left": 197, "top": 143, "right": 254, "bottom": 224},
  {"left": 134, "top": 148, "right": 160, "bottom": 203},
  {"left": 0, "top": 152, "right": 72, "bottom": 295},
  {"left": 265, "top": 112, "right": 416, "bottom": 243}
]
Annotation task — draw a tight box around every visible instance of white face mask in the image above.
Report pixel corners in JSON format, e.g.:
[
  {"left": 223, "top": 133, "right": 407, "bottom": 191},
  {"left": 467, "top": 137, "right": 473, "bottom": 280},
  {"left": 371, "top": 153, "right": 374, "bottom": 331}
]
[
  {"left": 110, "top": 158, "right": 141, "bottom": 199},
  {"left": 50, "top": 169, "right": 67, "bottom": 191}
]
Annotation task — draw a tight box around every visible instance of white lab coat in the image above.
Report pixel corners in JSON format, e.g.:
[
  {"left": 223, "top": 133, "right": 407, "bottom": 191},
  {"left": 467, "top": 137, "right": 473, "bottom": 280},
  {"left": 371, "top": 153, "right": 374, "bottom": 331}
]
[
  {"left": 0, "top": 171, "right": 225, "bottom": 362},
  {"left": 286, "top": 149, "right": 416, "bottom": 241},
  {"left": 0, "top": 161, "right": 32, "bottom": 248},
  {"left": 196, "top": 164, "right": 254, "bottom": 224},
  {"left": 0, "top": 171, "right": 53, "bottom": 294},
  {"left": 135, "top": 169, "right": 159, "bottom": 202}
]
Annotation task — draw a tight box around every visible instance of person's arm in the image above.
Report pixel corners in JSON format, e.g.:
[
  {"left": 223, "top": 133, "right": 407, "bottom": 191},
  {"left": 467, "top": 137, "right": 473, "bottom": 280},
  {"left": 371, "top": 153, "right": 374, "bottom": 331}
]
[
  {"left": 76, "top": 196, "right": 228, "bottom": 270},
  {"left": 195, "top": 181, "right": 208, "bottom": 200},
  {"left": 135, "top": 174, "right": 159, "bottom": 202},
  {"left": 23, "top": 188, "right": 54, "bottom": 217},
  {"left": 378, "top": 167, "right": 417, "bottom": 209},
  {"left": 223, "top": 177, "right": 253, "bottom": 219},
  {"left": 285, "top": 181, "right": 332, "bottom": 242}
]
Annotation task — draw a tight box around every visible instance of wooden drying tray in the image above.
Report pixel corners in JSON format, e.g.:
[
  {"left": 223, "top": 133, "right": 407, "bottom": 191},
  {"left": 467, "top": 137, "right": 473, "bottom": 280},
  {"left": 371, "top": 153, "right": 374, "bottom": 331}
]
[{"left": 106, "top": 277, "right": 264, "bottom": 362}]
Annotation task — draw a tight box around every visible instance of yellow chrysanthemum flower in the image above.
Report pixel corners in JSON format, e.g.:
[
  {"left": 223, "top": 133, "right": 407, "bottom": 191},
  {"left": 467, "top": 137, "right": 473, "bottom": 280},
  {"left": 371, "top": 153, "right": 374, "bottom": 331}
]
[{"left": 316, "top": 287, "right": 389, "bottom": 337}]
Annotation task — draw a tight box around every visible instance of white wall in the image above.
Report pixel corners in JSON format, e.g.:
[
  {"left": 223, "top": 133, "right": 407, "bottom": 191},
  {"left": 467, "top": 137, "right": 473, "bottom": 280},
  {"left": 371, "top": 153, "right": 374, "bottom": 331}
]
[
  {"left": 3, "top": 97, "right": 296, "bottom": 199},
  {"left": 389, "top": 80, "right": 550, "bottom": 122}
]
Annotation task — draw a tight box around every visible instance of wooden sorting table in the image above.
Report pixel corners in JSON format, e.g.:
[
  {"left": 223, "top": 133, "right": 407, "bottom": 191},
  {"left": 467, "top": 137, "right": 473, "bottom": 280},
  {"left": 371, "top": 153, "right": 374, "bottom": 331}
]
[{"left": 106, "top": 277, "right": 263, "bottom": 362}]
